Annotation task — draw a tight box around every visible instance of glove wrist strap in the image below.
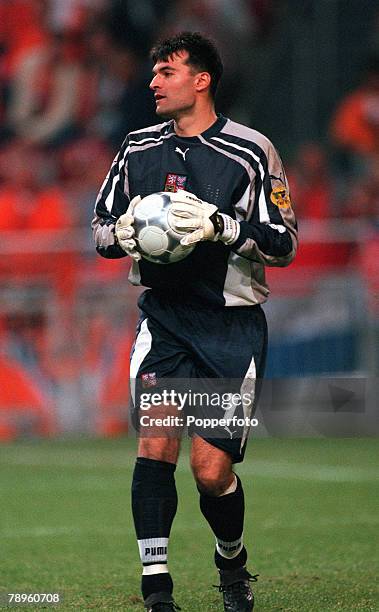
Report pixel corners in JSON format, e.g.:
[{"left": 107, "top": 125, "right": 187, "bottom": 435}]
[{"left": 218, "top": 213, "right": 240, "bottom": 245}]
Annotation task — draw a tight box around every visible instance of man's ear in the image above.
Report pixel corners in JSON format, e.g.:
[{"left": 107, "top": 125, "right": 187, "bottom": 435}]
[{"left": 195, "top": 71, "right": 211, "bottom": 93}]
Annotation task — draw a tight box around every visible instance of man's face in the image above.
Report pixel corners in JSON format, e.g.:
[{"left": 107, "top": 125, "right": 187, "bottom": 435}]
[{"left": 150, "top": 51, "right": 200, "bottom": 118}]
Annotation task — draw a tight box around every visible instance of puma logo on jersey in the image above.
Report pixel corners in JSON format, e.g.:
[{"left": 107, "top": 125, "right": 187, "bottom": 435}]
[{"left": 175, "top": 146, "right": 189, "bottom": 161}]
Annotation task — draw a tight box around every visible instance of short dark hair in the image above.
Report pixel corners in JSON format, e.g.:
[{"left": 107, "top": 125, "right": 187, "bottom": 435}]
[{"left": 150, "top": 31, "right": 223, "bottom": 99}]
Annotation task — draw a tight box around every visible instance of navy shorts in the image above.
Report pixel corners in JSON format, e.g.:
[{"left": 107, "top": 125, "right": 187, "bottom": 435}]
[{"left": 130, "top": 292, "right": 267, "bottom": 463}]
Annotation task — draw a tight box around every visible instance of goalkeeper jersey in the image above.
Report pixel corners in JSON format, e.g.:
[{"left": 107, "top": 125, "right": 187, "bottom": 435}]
[{"left": 92, "top": 114, "right": 298, "bottom": 308}]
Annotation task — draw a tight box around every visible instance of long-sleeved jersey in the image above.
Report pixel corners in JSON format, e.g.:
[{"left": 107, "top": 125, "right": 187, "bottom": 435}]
[{"left": 92, "top": 115, "right": 297, "bottom": 308}]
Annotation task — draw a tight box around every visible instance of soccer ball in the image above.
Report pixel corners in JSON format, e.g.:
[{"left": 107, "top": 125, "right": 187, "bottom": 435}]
[{"left": 133, "top": 192, "right": 195, "bottom": 264}]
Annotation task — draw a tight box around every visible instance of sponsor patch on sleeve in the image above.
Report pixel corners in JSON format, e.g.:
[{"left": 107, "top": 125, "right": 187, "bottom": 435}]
[{"left": 270, "top": 185, "right": 291, "bottom": 209}]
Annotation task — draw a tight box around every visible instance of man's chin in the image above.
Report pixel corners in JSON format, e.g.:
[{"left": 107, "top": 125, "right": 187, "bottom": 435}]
[
  {"left": 155, "top": 106, "right": 173, "bottom": 119},
  {"left": 155, "top": 110, "right": 173, "bottom": 119}
]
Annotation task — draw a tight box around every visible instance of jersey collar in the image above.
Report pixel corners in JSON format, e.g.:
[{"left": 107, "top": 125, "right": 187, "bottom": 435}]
[{"left": 166, "top": 114, "right": 227, "bottom": 142}]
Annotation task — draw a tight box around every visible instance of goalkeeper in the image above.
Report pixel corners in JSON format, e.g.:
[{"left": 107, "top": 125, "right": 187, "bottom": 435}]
[{"left": 92, "top": 31, "right": 297, "bottom": 612}]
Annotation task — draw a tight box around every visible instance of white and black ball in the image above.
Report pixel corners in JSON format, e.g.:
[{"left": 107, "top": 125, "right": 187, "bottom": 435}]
[{"left": 133, "top": 192, "right": 195, "bottom": 264}]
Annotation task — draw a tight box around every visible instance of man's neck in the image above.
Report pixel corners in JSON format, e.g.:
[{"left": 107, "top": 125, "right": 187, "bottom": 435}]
[{"left": 173, "top": 106, "right": 218, "bottom": 137}]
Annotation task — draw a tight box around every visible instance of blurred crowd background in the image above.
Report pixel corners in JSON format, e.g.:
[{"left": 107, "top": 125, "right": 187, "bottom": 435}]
[{"left": 0, "top": 0, "right": 378, "bottom": 440}]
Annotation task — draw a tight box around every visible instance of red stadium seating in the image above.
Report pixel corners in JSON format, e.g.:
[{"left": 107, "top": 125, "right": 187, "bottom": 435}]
[
  {"left": 266, "top": 240, "right": 356, "bottom": 295},
  {"left": 96, "top": 333, "right": 135, "bottom": 436},
  {"left": 0, "top": 356, "right": 56, "bottom": 439}
]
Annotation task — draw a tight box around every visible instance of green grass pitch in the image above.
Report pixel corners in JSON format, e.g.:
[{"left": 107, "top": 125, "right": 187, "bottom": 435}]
[{"left": 1, "top": 437, "right": 378, "bottom": 611}]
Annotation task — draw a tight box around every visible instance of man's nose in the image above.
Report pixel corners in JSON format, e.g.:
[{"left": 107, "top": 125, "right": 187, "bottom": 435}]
[{"left": 149, "top": 74, "right": 160, "bottom": 90}]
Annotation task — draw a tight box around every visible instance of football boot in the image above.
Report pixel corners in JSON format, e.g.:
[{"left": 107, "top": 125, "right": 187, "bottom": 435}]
[
  {"left": 216, "top": 567, "right": 258, "bottom": 611},
  {"left": 144, "top": 591, "right": 181, "bottom": 611}
]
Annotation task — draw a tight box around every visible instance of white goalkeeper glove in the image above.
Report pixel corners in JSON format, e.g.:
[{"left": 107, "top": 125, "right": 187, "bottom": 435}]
[
  {"left": 115, "top": 195, "right": 142, "bottom": 261},
  {"left": 169, "top": 190, "right": 240, "bottom": 246}
]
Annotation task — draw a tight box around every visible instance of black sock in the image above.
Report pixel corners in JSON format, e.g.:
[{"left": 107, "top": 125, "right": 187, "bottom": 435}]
[
  {"left": 141, "top": 573, "right": 174, "bottom": 602},
  {"left": 132, "top": 457, "right": 177, "bottom": 599},
  {"left": 199, "top": 474, "right": 247, "bottom": 570}
]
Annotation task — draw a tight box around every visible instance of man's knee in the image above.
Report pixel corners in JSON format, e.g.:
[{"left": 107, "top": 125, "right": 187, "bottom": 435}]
[
  {"left": 190, "top": 437, "right": 233, "bottom": 496},
  {"left": 192, "top": 462, "right": 233, "bottom": 496},
  {"left": 138, "top": 437, "right": 180, "bottom": 464}
]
